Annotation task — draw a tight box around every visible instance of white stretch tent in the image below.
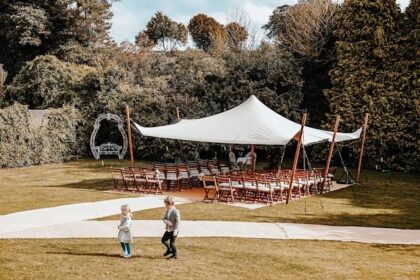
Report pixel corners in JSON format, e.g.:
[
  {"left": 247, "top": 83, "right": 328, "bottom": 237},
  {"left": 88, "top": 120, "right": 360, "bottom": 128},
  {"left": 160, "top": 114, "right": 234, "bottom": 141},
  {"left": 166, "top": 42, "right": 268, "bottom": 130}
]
[{"left": 134, "top": 95, "right": 361, "bottom": 146}]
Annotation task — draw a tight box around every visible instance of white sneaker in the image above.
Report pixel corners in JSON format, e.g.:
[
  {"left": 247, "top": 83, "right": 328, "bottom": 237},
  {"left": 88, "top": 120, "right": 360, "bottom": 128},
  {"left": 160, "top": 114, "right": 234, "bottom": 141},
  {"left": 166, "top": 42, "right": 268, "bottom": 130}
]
[{"left": 123, "top": 253, "right": 131, "bottom": 258}]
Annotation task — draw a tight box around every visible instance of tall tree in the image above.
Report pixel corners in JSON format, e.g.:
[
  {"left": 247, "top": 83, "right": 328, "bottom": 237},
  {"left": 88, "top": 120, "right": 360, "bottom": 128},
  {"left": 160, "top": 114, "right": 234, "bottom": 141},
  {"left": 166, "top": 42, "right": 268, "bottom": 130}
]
[
  {"left": 264, "top": 0, "right": 337, "bottom": 60},
  {"left": 392, "top": 0, "right": 420, "bottom": 171},
  {"left": 143, "top": 12, "right": 188, "bottom": 52},
  {"left": 264, "top": 0, "right": 338, "bottom": 126},
  {"left": 325, "top": 0, "right": 417, "bottom": 171},
  {"left": 188, "top": 14, "right": 227, "bottom": 53},
  {"left": 225, "top": 22, "right": 248, "bottom": 51},
  {"left": 0, "top": 0, "right": 116, "bottom": 79}
]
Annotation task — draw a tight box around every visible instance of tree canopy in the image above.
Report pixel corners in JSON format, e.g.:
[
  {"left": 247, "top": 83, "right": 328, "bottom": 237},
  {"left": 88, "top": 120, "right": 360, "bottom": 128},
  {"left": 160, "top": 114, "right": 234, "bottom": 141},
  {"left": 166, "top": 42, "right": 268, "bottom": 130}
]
[
  {"left": 0, "top": 0, "right": 418, "bottom": 171},
  {"left": 188, "top": 14, "right": 227, "bottom": 53},
  {"left": 143, "top": 12, "right": 188, "bottom": 52}
]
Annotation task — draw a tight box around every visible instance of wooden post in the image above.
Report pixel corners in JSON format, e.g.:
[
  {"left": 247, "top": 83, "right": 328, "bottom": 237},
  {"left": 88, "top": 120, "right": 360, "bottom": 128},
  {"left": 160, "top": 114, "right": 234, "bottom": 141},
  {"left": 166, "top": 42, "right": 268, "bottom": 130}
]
[
  {"left": 286, "top": 113, "right": 307, "bottom": 204},
  {"left": 356, "top": 113, "right": 369, "bottom": 183},
  {"left": 320, "top": 115, "right": 340, "bottom": 194},
  {"left": 125, "top": 105, "right": 134, "bottom": 166},
  {"left": 176, "top": 107, "right": 184, "bottom": 161},
  {"left": 250, "top": 144, "right": 255, "bottom": 171}
]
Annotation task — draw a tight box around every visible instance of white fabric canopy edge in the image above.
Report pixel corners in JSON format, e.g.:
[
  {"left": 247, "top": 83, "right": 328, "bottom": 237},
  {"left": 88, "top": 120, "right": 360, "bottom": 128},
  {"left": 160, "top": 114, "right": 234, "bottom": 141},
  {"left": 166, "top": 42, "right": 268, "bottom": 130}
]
[{"left": 133, "top": 95, "right": 361, "bottom": 146}]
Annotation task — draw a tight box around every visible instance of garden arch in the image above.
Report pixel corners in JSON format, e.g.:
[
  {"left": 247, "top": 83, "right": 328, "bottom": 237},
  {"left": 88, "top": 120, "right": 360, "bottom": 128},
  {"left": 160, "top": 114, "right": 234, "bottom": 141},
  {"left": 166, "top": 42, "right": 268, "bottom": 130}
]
[{"left": 90, "top": 113, "right": 128, "bottom": 160}]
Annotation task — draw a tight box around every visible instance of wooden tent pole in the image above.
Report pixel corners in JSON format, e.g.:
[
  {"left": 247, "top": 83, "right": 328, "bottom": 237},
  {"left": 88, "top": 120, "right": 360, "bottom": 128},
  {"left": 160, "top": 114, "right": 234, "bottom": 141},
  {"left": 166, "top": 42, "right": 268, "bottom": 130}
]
[
  {"left": 286, "top": 113, "right": 307, "bottom": 204},
  {"left": 320, "top": 115, "right": 340, "bottom": 194},
  {"left": 125, "top": 105, "right": 134, "bottom": 166},
  {"left": 356, "top": 113, "right": 369, "bottom": 183},
  {"left": 250, "top": 144, "right": 255, "bottom": 171},
  {"left": 176, "top": 107, "right": 185, "bottom": 161}
]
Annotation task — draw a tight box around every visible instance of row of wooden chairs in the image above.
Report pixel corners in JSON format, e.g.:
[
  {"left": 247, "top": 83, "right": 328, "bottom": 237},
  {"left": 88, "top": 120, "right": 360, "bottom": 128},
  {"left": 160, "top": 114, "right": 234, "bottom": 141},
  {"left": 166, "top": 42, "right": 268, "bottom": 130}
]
[
  {"left": 111, "top": 168, "right": 164, "bottom": 194},
  {"left": 153, "top": 160, "right": 232, "bottom": 175},
  {"left": 111, "top": 164, "right": 335, "bottom": 199},
  {"left": 201, "top": 168, "right": 334, "bottom": 205}
]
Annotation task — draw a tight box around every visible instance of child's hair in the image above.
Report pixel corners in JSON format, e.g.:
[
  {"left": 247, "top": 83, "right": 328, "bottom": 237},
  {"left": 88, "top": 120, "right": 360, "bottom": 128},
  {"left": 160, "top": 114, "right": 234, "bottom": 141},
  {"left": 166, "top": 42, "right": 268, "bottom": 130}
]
[
  {"left": 120, "top": 204, "right": 132, "bottom": 218},
  {"left": 164, "top": 196, "right": 175, "bottom": 206}
]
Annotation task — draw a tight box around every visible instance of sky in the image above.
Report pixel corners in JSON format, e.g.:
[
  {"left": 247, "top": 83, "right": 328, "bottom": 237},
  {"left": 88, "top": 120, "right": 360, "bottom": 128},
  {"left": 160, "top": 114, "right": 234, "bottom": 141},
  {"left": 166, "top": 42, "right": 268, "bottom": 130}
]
[{"left": 110, "top": 0, "right": 411, "bottom": 44}]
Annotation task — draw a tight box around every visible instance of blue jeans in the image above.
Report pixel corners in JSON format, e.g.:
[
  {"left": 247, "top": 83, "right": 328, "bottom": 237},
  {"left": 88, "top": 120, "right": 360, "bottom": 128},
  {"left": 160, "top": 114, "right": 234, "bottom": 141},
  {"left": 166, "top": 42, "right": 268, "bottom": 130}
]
[{"left": 120, "top": 242, "right": 131, "bottom": 255}]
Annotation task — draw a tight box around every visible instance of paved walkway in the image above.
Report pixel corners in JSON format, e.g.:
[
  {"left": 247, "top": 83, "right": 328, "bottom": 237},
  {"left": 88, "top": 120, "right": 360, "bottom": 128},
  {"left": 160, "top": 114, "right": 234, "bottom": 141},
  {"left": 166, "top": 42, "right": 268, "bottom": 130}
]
[
  {"left": 1, "top": 195, "right": 419, "bottom": 245},
  {"left": 0, "top": 196, "right": 192, "bottom": 235},
  {"left": 1, "top": 220, "right": 419, "bottom": 245}
]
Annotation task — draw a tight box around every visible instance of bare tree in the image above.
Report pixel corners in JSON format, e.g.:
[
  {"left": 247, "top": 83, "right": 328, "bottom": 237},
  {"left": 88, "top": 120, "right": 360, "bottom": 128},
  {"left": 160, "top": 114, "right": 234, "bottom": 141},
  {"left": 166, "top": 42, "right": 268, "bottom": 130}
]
[{"left": 264, "top": 0, "right": 337, "bottom": 60}]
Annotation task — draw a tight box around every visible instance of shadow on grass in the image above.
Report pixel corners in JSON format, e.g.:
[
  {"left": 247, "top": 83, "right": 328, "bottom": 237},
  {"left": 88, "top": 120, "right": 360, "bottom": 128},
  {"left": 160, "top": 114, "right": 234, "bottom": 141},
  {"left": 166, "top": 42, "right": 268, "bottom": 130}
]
[
  {"left": 250, "top": 171, "right": 420, "bottom": 229},
  {"left": 47, "top": 251, "right": 162, "bottom": 260},
  {"left": 368, "top": 244, "right": 420, "bottom": 253},
  {"left": 44, "top": 178, "right": 115, "bottom": 191}
]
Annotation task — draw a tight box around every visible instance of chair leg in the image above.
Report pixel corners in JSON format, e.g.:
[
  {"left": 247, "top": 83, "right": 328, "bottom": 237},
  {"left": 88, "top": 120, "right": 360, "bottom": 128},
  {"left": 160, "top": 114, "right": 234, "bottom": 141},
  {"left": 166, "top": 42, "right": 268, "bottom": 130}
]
[
  {"left": 212, "top": 190, "right": 219, "bottom": 202},
  {"left": 203, "top": 188, "right": 210, "bottom": 201}
]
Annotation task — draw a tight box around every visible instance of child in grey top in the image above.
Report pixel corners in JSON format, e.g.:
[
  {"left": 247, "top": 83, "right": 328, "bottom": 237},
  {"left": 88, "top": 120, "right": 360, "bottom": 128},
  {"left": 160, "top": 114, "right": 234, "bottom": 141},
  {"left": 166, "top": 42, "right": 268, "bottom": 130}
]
[{"left": 161, "top": 196, "right": 180, "bottom": 260}]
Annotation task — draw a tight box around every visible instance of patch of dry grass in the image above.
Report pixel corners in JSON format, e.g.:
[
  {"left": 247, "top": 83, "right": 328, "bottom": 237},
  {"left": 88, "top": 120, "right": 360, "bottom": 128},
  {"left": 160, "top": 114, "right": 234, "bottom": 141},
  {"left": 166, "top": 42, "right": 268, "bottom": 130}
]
[
  {"left": 100, "top": 171, "right": 420, "bottom": 229},
  {"left": 0, "top": 238, "right": 419, "bottom": 280},
  {"left": 0, "top": 160, "right": 146, "bottom": 214}
]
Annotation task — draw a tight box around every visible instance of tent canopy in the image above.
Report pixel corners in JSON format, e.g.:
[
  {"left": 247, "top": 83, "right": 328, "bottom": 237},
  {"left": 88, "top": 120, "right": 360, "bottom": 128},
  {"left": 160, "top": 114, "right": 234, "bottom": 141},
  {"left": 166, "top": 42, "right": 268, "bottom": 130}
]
[{"left": 134, "top": 95, "right": 361, "bottom": 146}]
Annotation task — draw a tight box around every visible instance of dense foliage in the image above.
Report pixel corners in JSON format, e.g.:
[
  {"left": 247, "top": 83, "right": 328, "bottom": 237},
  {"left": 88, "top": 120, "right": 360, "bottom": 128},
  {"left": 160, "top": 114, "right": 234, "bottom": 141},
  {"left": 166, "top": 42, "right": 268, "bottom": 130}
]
[
  {"left": 0, "top": 104, "right": 79, "bottom": 168},
  {"left": 0, "top": 0, "right": 417, "bottom": 171},
  {"left": 325, "top": 0, "right": 419, "bottom": 171}
]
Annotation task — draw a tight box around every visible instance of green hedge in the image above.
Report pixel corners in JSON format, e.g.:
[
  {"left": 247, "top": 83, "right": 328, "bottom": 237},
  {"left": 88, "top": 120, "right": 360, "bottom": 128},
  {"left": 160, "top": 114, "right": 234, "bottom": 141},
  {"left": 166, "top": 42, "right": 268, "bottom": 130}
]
[{"left": 0, "top": 103, "right": 80, "bottom": 168}]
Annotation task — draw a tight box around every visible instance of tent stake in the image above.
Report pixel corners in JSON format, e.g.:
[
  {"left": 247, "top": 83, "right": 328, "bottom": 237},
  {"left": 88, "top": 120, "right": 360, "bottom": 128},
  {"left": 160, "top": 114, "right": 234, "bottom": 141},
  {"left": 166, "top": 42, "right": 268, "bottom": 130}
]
[
  {"left": 286, "top": 113, "right": 307, "bottom": 204},
  {"left": 356, "top": 113, "right": 369, "bottom": 183},
  {"left": 320, "top": 115, "right": 340, "bottom": 194},
  {"left": 176, "top": 107, "right": 185, "bottom": 161},
  {"left": 125, "top": 105, "right": 134, "bottom": 166}
]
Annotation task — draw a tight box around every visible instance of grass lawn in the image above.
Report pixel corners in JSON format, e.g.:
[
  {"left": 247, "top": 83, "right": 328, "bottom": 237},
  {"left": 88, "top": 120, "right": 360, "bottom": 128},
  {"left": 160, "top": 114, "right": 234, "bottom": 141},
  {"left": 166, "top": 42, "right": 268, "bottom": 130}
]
[
  {"left": 101, "top": 170, "right": 420, "bottom": 229},
  {"left": 0, "top": 159, "right": 149, "bottom": 215},
  {"left": 0, "top": 238, "right": 419, "bottom": 280},
  {"left": 2, "top": 160, "right": 419, "bottom": 229}
]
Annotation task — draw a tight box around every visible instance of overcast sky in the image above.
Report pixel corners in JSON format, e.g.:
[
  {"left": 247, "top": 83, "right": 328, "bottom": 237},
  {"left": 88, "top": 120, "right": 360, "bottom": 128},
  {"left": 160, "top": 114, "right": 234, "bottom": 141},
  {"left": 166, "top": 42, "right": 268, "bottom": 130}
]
[{"left": 110, "top": 0, "right": 411, "bottom": 44}]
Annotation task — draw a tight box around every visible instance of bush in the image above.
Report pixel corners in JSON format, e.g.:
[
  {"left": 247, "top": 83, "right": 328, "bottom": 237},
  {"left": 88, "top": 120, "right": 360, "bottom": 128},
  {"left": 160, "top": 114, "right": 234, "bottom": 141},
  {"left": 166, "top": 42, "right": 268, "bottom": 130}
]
[
  {"left": 5, "top": 55, "right": 94, "bottom": 109},
  {"left": 0, "top": 103, "right": 80, "bottom": 168}
]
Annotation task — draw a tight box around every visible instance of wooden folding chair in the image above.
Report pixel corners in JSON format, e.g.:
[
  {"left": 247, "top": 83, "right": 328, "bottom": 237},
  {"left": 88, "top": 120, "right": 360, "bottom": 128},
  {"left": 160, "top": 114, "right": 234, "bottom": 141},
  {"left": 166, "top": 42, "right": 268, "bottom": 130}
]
[
  {"left": 178, "top": 166, "right": 193, "bottom": 190},
  {"left": 216, "top": 176, "right": 235, "bottom": 203},
  {"left": 111, "top": 168, "right": 124, "bottom": 191},
  {"left": 265, "top": 173, "right": 283, "bottom": 203},
  {"left": 201, "top": 175, "right": 219, "bottom": 202},
  {"left": 230, "top": 174, "right": 245, "bottom": 201},
  {"left": 275, "top": 172, "right": 291, "bottom": 202},
  {"left": 242, "top": 175, "right": 258, "bottom": 203},
  {"left": 144, "top": 170, "right": 164, "bottom": 194},
  {"left": 164, "top": 167, "right": 180, "bottom": 191},
  {"left": 209, "top": 164, "right": 221, "bottom": 176},
  {"left": 219, "top": 163, "right": 231, "bottom": 175},
  {"left": 132, "top": 169, "right": 146, "bottom": 192},
  {"left": 256, "top": 175, "right": 274, "bottom": 205},
  {"left": 189, "top": 168, "right": 201, "bottom": 187},
  {"left": 198, "top": 160, "right": 212, "bottom": 175},
  {"left": 121, "top": 169, "right": 135, "bottom": 192}
]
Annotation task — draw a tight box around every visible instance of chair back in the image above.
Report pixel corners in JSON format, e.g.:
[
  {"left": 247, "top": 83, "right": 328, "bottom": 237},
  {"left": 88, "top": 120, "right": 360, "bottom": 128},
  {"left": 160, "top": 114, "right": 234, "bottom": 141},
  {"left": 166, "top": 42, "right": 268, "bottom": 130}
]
[
  {"left": 215, "top": 175, "right": 232, "bottom": 188},
  {"left": 202, "top": 175, "right": 217, "bottom": 189}
]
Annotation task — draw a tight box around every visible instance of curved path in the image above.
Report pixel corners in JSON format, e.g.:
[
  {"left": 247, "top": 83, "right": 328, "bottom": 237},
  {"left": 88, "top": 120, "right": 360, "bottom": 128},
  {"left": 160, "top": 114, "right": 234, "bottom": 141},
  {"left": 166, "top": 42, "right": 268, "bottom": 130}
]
[
  {"left": 0, "top": 196, "right": 192, "bottom": 234},
  {"left": 1, "top": 220, "right": 419, "bottom": 245},
  {"left": 0, "top": 196, "right": 419, "bottom": 244}
]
